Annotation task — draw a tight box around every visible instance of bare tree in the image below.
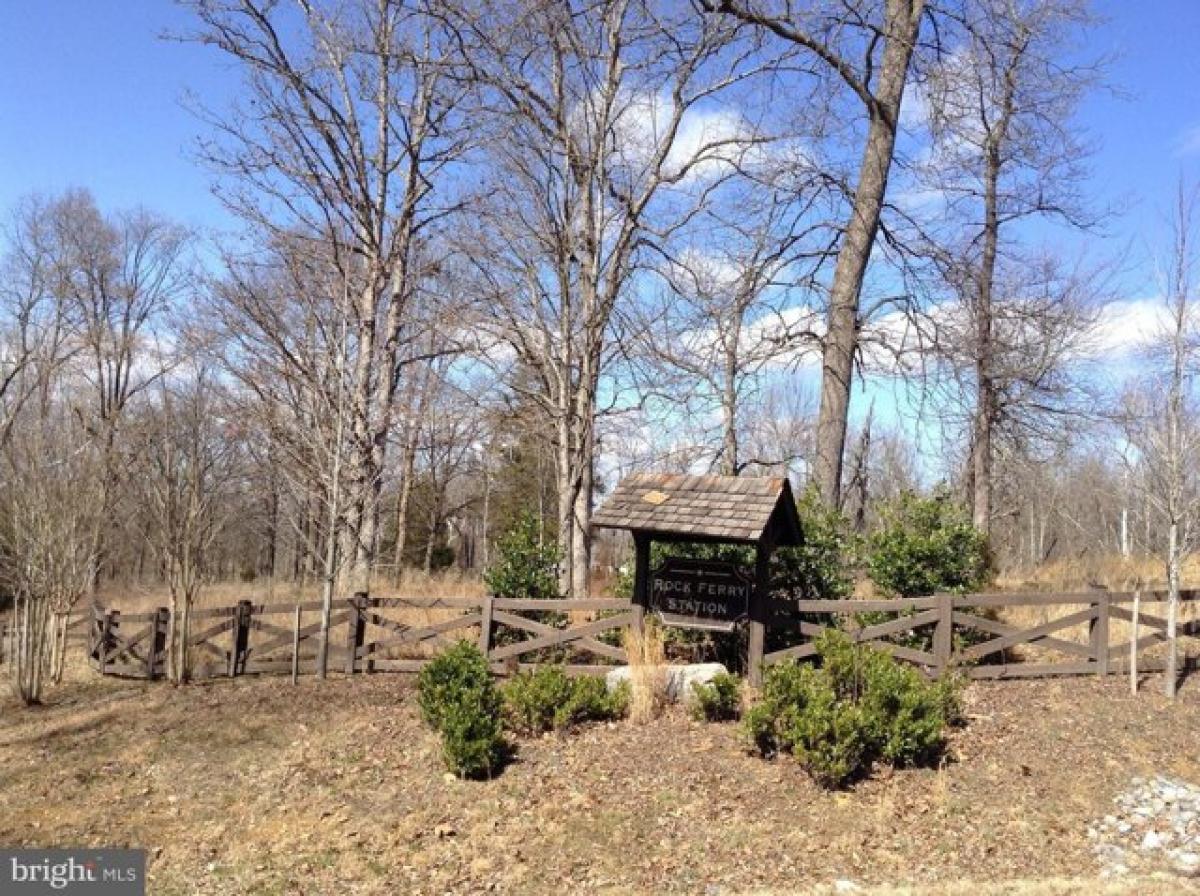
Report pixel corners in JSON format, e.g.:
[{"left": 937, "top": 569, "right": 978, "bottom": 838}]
[
  {"left": 1121, "top": 182, "right": 1200, "bottom": 699},
  {"left": 0, "top": 393, "right": 102, "bottom": 701},
  {"left": 919, "top": 0, "right": 1102, "bottom": 535},
  {"left": 46, "top": 191, "right": 190, "bottom": 594},
  {"left": 187, "top": 0, "right": 470, "bottom": 594},
  {"left": 455, "top": 0, "right": 771, "bottom": 596},
  {"left": 210, "top": 238, "right": 359, "bottom": 678},
  {"left": 710, "top": 0, "right": 928, "bottom": 505},
  {"left": 133, "top": 368, "right": 238, "bottom": 683},
  {"left": 0, "top": 197, "right": 73, "bottom": 450},
  {"left": 638, "top": 179, "right": 827, "bottom": 476}
]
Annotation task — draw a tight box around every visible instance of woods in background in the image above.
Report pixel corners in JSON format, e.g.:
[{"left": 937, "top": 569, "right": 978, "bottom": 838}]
[{"left": 1, "top": 0, "right": 1196, "bottom": 701}]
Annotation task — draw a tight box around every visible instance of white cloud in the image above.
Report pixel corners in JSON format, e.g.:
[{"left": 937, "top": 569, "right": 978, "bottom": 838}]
[
  {"left": 1174, "top": 125, "right": 1200, "bottom": 158},
  {"left": 899, "top": 81, "right": 931, "bottom": 131},
  {"left": 606, "top": 90, "right": 758, "bottom": 186},
  {"left": 1090, "top": 297, "right": 1168, "bottom": 355}
]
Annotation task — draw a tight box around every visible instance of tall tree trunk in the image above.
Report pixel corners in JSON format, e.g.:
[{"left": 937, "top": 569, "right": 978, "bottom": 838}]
[
  {"left": 571, "top": 445, "right": 593, "bottom": 600},
  {"left": 48, "top": 610, "right": 67, "bottom": 685},
  {"left": 317, "top": 533, "right": 338, "bottom": 681},
  {"left": 265, "top": 476, "right": 279, "bottom": 582},
  {"left": 812, "top": 0, "right": 924, "bottom": 507},
  {"left": 556, "top": 416, "right": 576, "bottom": 598},
  {"left": 345, "top": 285, "right": 381, "bottom": 596},
  {"left": 971, "top": 328, "right": 997, "bottom": 537},
  {"left": 480, "top": 470, "right": 492, "bottom": 570},
  {"left": 1165, "top": 522, "right": 1180, "bottom": 698},
  {"left": 971, "top": 129, "right": 1004, "bottom": 536},
  {"left": 721, "top": 336, "right": 739, "bottom": 476},
  {"left": 391, "top": 422, "right": 420, "bottom": 587},
  {"left": 167, "top": 575, "right": 182, "bottom": 683},
  {"left": 14, "top": 594, "right": 50, "bottom": 705},
  {"left": 845, "top": 411, "right": 873, "bottom": 531}
]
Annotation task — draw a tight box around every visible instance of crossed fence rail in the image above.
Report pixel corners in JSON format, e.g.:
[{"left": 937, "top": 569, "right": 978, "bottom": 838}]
[
  {"left": 71, "top": 588, "right": 1200, "bottom": 683},
  {"left": 764, "top": 590, "right": 1200, "bottom": 679},
  {"left": 86, "top": 594, "right": 635, "bottom": 680}
]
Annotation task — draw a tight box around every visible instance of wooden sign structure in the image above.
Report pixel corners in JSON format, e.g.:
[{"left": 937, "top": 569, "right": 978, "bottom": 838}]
[{"left": 592, "top": 473, "right": 803, "bottom": 684}]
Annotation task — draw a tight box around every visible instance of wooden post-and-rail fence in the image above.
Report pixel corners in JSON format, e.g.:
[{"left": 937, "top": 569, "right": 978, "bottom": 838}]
[
  {"left": 762, "top": 589, "right": 1200, "bottom": 680},
  {"left": 86, "top": 594, "right": 636, "bottom": 681},
  {"left": 75, "top": 588, "right": 1200, "bottom": 684}
]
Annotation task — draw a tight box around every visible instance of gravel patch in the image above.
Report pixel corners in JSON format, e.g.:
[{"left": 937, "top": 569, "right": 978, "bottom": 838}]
[{"left": 1089, "top": 776, "right": 1200, "bottom": 879}]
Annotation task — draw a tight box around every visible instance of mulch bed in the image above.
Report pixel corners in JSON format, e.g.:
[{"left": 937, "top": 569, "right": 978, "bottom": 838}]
[{"left": 3, "top": 666, "right": 1200, "bottom": 894}]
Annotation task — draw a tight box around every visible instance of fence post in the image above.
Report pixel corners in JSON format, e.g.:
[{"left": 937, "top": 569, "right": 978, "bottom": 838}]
[
  {"left": 229, "top": 600, "right": 252, "bottom": 678},
  {"left": 478, "top": 593, "right": 494, "bottom": 660},
  {"left": 933, "top": 593, "right": 953, "bottom": 675},
  {"left": 1091, "top": 593, "right": 1110, "bottom": 676},
  {"left": 344, "top": 592, "right": 367, "bottom": 675},
  {"left": 748, "top": 541, "right": 772, "bottom": 688},
  {"left": 748, "top": 621, "right": 765, "bottom": 688},
  {"left": 148, "top": 607, "right": 169, "bottom": 680},
  {"left": 291, "top": 605, "right": 301, "bottom": 686},
  {"left": 101, "top": 610, "right": 119, "bottom": 673}
]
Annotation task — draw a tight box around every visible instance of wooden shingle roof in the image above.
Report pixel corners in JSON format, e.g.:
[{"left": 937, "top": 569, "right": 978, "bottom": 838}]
[{"left": 592, "top": 473, "right": 802, "bottom": 546}]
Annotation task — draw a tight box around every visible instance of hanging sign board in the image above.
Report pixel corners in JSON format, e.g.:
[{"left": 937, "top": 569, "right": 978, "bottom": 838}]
[{"left": 649, "top": 556, "right": 753, "bottom": 631}]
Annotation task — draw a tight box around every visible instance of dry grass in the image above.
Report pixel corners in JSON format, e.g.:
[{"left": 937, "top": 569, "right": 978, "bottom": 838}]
[
  {"left": 622, "top": 618, "right": 668, "bottom": 723},
  {"left": 994, "top": 553, "right": 1200, "bottom": 593},
  {"left": 82, "top": 572, "right": 489, "bottom": 675},
  {"left": 95, "top": 569, "right": 486, "bottom": 614},
  {"left": 999, "top": 598, "right": 1200, "bottom": 658},
  {"left": 988, "top": 554, "right": 1200, "bottom": 665}
]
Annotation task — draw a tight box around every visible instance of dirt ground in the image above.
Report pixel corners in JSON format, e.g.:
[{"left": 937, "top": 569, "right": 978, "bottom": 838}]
[{"left": 4, "top": 661, "right": 1200, "bottom": 895}]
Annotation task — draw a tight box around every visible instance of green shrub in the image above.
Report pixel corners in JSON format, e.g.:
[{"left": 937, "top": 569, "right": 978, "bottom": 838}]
[
  {"left": 502, "top": 666, "right": 629, "bottom": 735},
  {"left": 417, "top": 641, "right": 505, "bottom": 778},
  {"left": 689, "top": 672, "right": 743, "bottom": 722},
  {"left": 774, "top": 485, "right": 858, "bottom": 603},
  {"left": 484, "top": 511, "right": 561, "bottom": 601},
  {"left": 783, "top": 682, "right": 871, "bottom": 789},
  {"left": 866, "top": 490, "right": 989, "bottom": 599},
  {"left": 744, "top": 659, "right": 827, "bottom": 756},
  {"left": 557, "top": 674, "right": 629, "bottom": 729},
  {"left": 861, "top": 490, "right": 992, "bottom": 654},
  {"left": 744, "top": 630, "right": 960, "bottom": 788}
]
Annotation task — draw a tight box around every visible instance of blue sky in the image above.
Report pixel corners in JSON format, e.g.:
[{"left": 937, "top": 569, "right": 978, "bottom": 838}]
[
  {"left": 2, "top": 0, "right": 1199, "bottom": 476},
  {"left": 2, "top": 1, "right": 1198, "bottom": 254},
  {"left": 0, "top": 0, "right": 240, "bottom": 233}
]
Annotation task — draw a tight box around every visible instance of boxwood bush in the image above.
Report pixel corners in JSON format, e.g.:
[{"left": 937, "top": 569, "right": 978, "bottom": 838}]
[
  {"left": 502, "top": 666, "right": 629, "bottom": 734},
  {"left": 689, "top": 671, "right": 743, "bottom": 722},
  {"left": 745, "top": 630, "right": 960, "bottom": 788},
  {"left": 866, "top": 490, "right": 989, "bottom": 599},
  {"left": 417, "top": 641, "right": 506, "bottom": 779}
]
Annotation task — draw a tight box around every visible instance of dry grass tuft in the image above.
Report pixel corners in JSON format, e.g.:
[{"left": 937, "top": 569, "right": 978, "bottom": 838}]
[{"left": 622, "top": 618, "right": 667, "bottom": 723}]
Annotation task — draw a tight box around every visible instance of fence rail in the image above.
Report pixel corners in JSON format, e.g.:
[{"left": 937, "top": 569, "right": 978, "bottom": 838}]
[
  {"left": 764, "top": 590, "right": 1200, "bottom": 680},
  {"left": 86, "top": 593, "right": 634, "bottom": 681},
  {"left": 76, "top": 588, "right": 1200, "bottom": 683}
]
